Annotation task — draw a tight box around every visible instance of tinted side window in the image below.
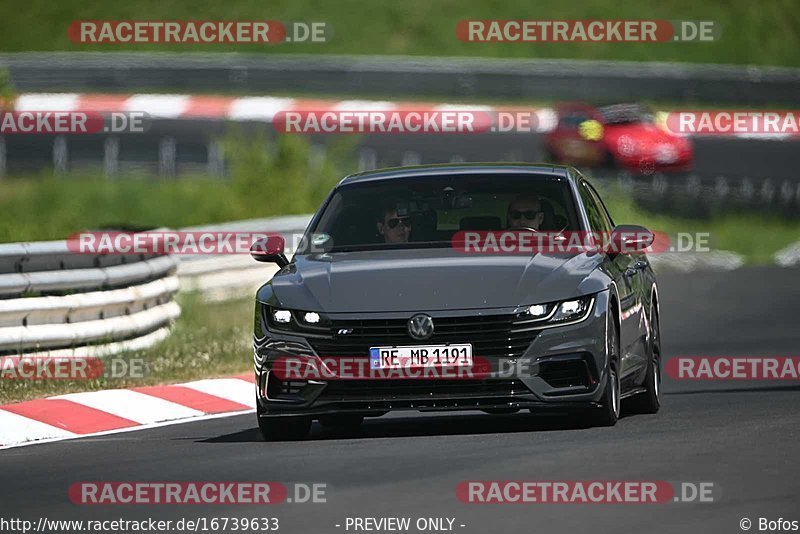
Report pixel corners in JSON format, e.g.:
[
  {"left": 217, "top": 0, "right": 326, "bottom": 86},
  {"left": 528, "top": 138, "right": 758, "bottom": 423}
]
[
  {"left": 585, "top": 182, "right": 615, "bottom": 230},
  {"left": 579, "top": 181, "right": 612, "bottom": 234}
]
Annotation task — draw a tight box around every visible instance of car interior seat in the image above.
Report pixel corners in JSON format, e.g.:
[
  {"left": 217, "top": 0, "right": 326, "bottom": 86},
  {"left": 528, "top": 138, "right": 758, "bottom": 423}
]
[
  {"left": 411, "top": 209, "right": 438, "bottom": 242},
  {"left": 459, "top": 216, "right": 502, "bottom": 231},
  {"left": 330, "top": 207, "right": 383, "bottom": 246}
]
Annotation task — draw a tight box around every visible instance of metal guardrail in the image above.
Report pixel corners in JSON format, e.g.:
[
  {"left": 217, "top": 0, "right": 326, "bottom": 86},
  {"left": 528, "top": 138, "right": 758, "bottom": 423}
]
[
  {"left": 0, "top": 243, "right": 176, "bottom": 297},
  {"left": 0, "top": 215, "right": 311, "bottom": 358},
  {"left": 2, "top": 52, "right": 800, "bottom": 104},
  {"left": 0, "top": 301, "right": 180, "bottom": 352},
  {"left": 0, "top": 241, "right": 180, "bottom": 357},
  {"left": 589, "top": 172, "right": 800, "bottom": 218},
  {"left": 0, "top": 277, "right": 178, "bottom": 327}
]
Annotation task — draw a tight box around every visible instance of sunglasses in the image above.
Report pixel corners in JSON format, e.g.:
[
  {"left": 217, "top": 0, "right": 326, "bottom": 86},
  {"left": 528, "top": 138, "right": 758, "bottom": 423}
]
[
  {"left": 509, "top": 209, "right": 542, "bottom": 219},
  {"left": 385, "top": 217, "right": 412, "bottom": 229}
]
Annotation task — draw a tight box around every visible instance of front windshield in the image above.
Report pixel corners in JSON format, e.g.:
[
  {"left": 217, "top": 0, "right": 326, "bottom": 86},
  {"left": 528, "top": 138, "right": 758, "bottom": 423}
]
[{"left": 301, "top": 173, "right": 581, "bottom": 253}]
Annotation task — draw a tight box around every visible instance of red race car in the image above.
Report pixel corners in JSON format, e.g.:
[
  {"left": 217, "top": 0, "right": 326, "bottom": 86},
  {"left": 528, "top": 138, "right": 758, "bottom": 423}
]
[{"left": 543, "top": 102, "right": 693, "bottom": 174}]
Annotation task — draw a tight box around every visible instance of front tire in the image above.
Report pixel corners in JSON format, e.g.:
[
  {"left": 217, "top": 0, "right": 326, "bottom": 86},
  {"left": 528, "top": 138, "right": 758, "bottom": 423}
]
[
  {"left": 589, "top": 314, "right": 621, "bottom": 427},
  {"left": 629, "top": 305, "right": 662, "bottom": 414}
]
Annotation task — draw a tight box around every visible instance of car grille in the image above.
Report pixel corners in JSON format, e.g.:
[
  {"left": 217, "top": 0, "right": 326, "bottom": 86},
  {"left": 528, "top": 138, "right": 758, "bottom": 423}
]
[
  {"left": 319, "top": 379, "right": 529, "bottom": 401},
  {"left": 307, "top": 313, "right": 540, "bottom": 360}
]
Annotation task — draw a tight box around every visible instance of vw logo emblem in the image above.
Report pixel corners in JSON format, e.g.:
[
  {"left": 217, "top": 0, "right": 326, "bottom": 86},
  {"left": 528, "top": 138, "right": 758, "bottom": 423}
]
[{"left": 408, "top": 314, "right": 434, "bottom": 341}]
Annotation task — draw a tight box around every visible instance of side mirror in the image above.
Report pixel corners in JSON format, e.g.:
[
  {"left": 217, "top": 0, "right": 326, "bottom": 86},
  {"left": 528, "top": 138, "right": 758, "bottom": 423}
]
[
  {"left": 606, "top": 225, "right": 654, "bottom": 256},
  {"left": 250, "top": 235, "right": 289, "bottom": 267}
]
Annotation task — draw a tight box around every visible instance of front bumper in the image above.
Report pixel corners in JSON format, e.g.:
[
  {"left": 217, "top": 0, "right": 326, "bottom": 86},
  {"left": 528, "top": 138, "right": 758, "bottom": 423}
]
[{"left": 254, "top": 291, "right": 612, "bottom": 418}]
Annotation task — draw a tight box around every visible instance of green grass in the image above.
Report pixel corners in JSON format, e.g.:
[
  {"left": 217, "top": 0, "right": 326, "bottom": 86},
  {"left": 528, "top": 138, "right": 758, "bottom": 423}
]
[
  {"left": 0, "top": 0, "right": 799, "bottom": 66},
  {"left": 0, "top": 293, "right": 254, "bottom": 404},
  {"left": 0, "top": 132, "right": 354, "bottom": 242}
]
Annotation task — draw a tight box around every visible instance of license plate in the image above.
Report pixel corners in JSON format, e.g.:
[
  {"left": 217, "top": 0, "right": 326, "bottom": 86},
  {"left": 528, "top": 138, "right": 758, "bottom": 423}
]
[{"left": 369, "top": 344, "right": 473, "bottom": 370}]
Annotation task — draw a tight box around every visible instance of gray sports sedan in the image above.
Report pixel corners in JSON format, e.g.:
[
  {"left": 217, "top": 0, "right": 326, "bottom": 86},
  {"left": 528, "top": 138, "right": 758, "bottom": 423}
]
[{"left": 251, "top": 163, "right": 662, "bottom": 440}]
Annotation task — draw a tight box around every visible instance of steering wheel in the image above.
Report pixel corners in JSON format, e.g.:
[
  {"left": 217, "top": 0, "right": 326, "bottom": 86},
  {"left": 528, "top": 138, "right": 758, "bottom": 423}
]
[{"left": 507, "top": 226, "right": 540, "bottom": 232}]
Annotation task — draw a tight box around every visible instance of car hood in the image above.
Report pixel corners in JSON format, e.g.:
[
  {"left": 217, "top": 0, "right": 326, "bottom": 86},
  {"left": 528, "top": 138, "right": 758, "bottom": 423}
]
[{"left": 266, "top": 248, "right": 608, "bottom": 313}]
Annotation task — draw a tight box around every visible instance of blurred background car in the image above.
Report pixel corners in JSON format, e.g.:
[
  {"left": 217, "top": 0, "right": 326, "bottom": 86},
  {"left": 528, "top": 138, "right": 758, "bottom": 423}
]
[{"left": 544, "top": 102, "right": 693, "bottom": 173}]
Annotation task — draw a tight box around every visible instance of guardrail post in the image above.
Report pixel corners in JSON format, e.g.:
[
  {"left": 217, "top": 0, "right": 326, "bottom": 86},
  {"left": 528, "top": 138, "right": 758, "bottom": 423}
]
[
  {"left": 159, "top": 137, "right": 176, "bottom": 178},
  {"left": 401, "top": 151, "right": 422, "bottom": 166},
  {"left": 309, "top": 144, "right": 326, "bottom": 171},
  {"left": 207, "top": 140, "right": 224, "bottom": 177},
  {"left": 714, "top": 176, "right": 729, "bottom": 200},
  {"left": 104, "top": 136, "right": 119, "bottom": 178},
  {"left": 740, "top": 178, "right": 754, "bottom": 202},
  {"left": 358, "top": 147, "right": 377, "bottom": 171},
  {"left": 780, "top": 180, "right": 794, "bottom": 205},
  {"left": 761, "top": 179, "right": 776, "bottom": 203},
  {"left": 0, "top": 135, "right": 5, "bottom": 178},
  {"left": 53, "top": 135, "right": 68, "bottom": 175}
]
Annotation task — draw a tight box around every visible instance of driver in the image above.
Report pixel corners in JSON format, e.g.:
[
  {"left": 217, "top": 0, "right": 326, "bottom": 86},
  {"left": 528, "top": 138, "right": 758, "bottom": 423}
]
[
  {"left": 377, "top": 205, "right": 412, "bottom": 243},
  {"left": 506, "top": 194, "right": 545, "bottom": 230}
]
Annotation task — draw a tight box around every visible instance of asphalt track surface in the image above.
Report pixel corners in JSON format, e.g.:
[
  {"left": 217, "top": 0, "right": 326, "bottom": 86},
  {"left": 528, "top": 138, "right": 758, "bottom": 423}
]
[{"left": 1, "top": 265, "right": 798, "bottom": 534}]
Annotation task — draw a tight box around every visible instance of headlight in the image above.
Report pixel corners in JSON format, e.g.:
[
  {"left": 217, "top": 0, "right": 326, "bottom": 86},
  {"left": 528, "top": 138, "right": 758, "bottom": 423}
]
[
  {"left": 551, "top": 297, "right": 592, "bottom": 322},
  {"left": 266, "top": 307, "right": 328, "bottom": 331},
  {"left": 273, "top": 309, "right": 292, "bottom": 324},
  {"left": 303, "top": 312, "right": 320, "bottom": 324},
  {"left": 515, "top": 303, "right": 555, "bottom": 323},
  {"left": 515, "top": 296, "right": 594, "bottom": 327},
  {"left": 527, "top": 304, "right": 549, "bottom": 318}
]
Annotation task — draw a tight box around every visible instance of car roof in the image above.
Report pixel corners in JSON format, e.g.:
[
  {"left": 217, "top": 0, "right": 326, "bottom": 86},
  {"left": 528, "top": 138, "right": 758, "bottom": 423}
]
[{"left": 338, "top": 163, "right": 574, "bottom": 186}]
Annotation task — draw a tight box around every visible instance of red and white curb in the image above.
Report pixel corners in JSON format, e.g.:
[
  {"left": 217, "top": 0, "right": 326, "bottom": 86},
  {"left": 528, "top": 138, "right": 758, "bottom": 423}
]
[
  {"left": 11, "top": 92, "right": 558, "bottom": 131},
  {"left": 9, "top": 93, "right": 800, "bottom": 140},
  {"left": 0, "top": 373, "right": 256, "bottom": 449}
]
